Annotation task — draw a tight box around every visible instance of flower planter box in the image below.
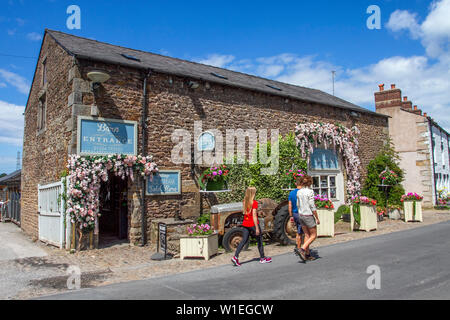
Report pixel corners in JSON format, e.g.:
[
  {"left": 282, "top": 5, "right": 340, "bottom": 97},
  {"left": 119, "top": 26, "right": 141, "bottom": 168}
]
[
  {"left": 180, "top": 233, "right": 218, "bottom": 260},
  {"left": 403, "top": 201, "right": 423, "bottom": 222},
  {"left": 350, "top": 204, "right": 377, "bottom": 232},
  {"left": 316, "top": 209, "right": 334, "bottom": 237}
]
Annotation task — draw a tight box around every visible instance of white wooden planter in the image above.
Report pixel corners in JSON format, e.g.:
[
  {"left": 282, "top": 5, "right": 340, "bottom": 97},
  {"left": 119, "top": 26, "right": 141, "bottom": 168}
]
[
  {"left": 316, "top": 209, "right": 334, "bottom": 237},
  {"left": 350, "top": 204, "right": 377, "bottom": 232},
  {"left": 180, "top": 233, "right": 218, "bottom": 260},
  {"left": 403, "top": 201, "right": 423, "bottom": 222}
]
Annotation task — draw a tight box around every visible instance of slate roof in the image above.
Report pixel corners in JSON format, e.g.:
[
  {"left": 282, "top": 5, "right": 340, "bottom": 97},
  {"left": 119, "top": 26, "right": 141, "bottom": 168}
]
[
  {"left": 46, "top": 29, "right": 386, "bottom": 117},
  {"left": 0, "top": 170, "right": 21, "bottom": 185}
]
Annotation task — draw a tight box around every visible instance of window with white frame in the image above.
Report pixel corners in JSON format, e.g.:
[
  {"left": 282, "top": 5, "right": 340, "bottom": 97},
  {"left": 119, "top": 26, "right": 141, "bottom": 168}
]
[{"left": 309, "top": 148, "right": 340, "bottom": 200}]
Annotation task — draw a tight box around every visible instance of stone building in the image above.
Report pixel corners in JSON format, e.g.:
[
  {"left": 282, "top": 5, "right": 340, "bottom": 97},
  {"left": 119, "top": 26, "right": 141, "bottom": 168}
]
[
  {"left": 375, "top": 84, "right": 450, "bottom": 206},
  {"left": 21, "top": 29, "right": 389, "bottom": 247}
]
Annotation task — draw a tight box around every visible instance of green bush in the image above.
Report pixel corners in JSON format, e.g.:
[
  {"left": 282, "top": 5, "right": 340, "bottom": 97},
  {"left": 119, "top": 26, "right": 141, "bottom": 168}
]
[
  {"left": 217, "top": 133, "right": 307, "bottom": 203},
  {"left": 362, "top": 137, "right": 405, "bottom": 207},
  {"left": 197, "top": 213, "right": 211, "bottom": 225},
  {"left": 335, "top": 205, "right": 349, "bottom": 223}
]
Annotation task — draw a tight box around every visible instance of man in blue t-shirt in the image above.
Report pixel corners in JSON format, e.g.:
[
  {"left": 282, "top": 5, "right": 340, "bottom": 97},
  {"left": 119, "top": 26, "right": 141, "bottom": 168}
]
[{"left": 288, "top": 177, "right": 304, "bottom": 254}]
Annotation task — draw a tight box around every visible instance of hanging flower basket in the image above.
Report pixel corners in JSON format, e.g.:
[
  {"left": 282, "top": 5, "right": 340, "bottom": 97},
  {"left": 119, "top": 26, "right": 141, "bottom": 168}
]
[
  {"left": 199, "top": 165, "right": 229, "bottom": 191},
  {"left": 379, "top": 168, "right": 399, "bottom": 186}
]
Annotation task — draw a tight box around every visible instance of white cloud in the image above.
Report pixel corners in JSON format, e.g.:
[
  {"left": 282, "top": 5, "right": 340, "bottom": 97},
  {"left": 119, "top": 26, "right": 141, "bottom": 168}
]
[
  {"left": 0, "top": 100, "right": 24, "bottom": 146},
  {"left": 196, "top": 54, "right": 235, "bottom": 68},
  {"left": 27, "top": 32, "right": 42, "bottom": 41},
  {"left": 194, "top": 0, "right": 450, "bottom": 132},
  {"left": 0, "top": 82, "right": 6, "bottom": 88},
  {"left": 386, "top": 10, "right": 422, "bottom": 39},
  {"left": 0, "top": 69, "right": 30, "bottom": 94}
]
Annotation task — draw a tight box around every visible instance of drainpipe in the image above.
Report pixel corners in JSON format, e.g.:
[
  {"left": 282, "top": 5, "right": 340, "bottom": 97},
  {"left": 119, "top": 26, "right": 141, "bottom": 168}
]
[
  {"left": 428, "top": 117, "right": 438, "bottom": 206},
  {"left": 141, "top": 69, "right": 151, "bottom": 246}
]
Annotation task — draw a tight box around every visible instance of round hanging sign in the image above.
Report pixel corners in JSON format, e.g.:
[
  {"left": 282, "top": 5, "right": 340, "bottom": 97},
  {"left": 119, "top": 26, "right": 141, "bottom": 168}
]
[{"left": 197, "top": 131, "right": 215, "bottom": 151}]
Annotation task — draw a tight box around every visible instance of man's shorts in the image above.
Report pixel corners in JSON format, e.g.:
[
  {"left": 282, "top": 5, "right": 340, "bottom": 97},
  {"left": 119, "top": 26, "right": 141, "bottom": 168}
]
[
  {"left": 292, "top": 213, "right": 304, "bottom": 234},
  {"left": 298, "top": 214, "right": 317, "bottom": 229}
]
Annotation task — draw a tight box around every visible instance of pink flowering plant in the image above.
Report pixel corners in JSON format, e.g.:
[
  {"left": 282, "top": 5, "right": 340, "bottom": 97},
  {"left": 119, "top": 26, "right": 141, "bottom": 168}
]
[
  {"left": 198, "top": 164, "right": 229, "bottom": 190},
  {"left": 379, "top": 169, "right": 398, "bottom": 185},
  {"left": 67, "top": 154, "right": 158, "bottom": 239},
  {"left": 282, "top": 168, "right": 306, "bottom": 188},
  {"left": 401, "top": 193, "right": 423, "bottom": 202},
  {"left": 314, "top": 194, "right": 334, "bottom": 209},
  {"left": 295, "top": 121, "right": 361, "bottom": 197},
  {"left": 187, "top": 223, "right": 214, "bottom": 236}
]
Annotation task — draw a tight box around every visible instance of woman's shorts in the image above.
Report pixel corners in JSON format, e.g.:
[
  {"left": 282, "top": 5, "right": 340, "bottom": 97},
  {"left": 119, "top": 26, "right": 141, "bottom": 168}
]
[{"left": 299, "top": 214, "right": 317, "bottom": 228}]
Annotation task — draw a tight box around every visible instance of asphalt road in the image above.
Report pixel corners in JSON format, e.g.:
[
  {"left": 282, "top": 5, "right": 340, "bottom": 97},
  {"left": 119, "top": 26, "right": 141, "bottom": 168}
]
[
  {"left": 40, "top": 220, "right": 450, "bottom": 300},
  {"left": 0, "top": 222, "right": 47, "bottom": 261}
]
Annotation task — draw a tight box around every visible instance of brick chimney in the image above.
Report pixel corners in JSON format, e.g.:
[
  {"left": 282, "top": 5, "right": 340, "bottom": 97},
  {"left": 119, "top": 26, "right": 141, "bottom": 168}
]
[
  {"left": 375, "top": 83, "right": 402, "bottom": 110},
  {"left": 412, "top": 105, "right": 423, "bottom": 115},
  {"left": 402, "top": 96, "right": 412, "bottom": 110}
]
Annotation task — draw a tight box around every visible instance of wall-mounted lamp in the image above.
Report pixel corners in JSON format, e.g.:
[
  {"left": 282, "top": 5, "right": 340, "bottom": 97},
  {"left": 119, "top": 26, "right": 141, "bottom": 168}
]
[
  {"left": 188, "top": 81, "right": 199, "bottom": 89},
  {"left": 87, "top": 70, "right": 110, "bottom": 91}
]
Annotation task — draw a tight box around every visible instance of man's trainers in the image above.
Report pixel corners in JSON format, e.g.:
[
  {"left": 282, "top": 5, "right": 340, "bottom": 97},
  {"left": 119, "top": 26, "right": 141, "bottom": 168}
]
[
  {"left": 231, "top": 256, "right": 241, "bottom": 267},
  {"left": 260, "top": 257, "right": 272, "bottom": 264},
  {"left": 293, "top": 247, "right": 301, "bottom": 257},
  {"left": 298, "top": 248, "right": 307, "bottom": 262}
]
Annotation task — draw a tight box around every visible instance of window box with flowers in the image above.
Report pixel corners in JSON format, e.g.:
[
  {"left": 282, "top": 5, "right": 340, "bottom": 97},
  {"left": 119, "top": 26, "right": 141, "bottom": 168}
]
[
  {"left": 199, "top": 165, "right": 230, "bottom": 191},
  {"left": 180, "top": 223, "right": 218, "bottom": 260},
  {"left": 401, "top": 193, "right": 423, "bottom": 222},
  {"left": 314, "top": 195, "right": 335, "bottom": 237},
  {"left": 350, "top": 196, "right": 378, "bottom": 232}
]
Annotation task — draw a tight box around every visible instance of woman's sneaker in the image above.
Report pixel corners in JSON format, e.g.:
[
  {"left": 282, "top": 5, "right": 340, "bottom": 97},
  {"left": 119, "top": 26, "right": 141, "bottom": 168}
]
[
  {"left": 260, "top": 257, "right": 272, "bottom": 264},
  {"left": 231, "top": 256, "right": 241, "bottom": 267}
]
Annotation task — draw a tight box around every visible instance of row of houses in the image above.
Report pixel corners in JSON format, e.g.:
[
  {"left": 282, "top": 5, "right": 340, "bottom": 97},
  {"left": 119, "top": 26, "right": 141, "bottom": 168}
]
[{"left": 2, "top": 29, "right": 448, "bottom": 249}]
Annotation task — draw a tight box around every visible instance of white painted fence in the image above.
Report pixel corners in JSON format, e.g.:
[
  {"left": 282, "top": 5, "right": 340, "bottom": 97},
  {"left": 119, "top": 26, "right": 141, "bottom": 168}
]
[{"left": 38, "top": 179, "right": 68, "bottom": 248}]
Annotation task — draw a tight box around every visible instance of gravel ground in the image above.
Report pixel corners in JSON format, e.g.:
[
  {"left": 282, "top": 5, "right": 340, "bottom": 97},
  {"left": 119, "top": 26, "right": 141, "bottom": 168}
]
[{"left": 3, "top": 209, "right": 450, "bottom": 300}]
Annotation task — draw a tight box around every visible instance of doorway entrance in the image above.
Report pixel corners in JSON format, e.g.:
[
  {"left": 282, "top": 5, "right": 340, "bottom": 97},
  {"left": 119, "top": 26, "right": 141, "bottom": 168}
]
[{"left": 99, "top": 173, "right": 128, "bottom": 246}]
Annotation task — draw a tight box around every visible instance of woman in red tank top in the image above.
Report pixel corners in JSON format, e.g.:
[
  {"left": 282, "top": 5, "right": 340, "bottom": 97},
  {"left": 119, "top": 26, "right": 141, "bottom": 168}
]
[{"left": 231, "top": 187, "right": 272, "bottom": 266}]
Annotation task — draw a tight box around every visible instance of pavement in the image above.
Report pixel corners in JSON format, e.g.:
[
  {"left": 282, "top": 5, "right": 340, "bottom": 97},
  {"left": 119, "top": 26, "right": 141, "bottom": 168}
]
[
  {"left": 39, "top": 220, "right": 450, "bottom": 300},
  {"left": 0, "top": 222, "right": 47, "bottom": 261}
]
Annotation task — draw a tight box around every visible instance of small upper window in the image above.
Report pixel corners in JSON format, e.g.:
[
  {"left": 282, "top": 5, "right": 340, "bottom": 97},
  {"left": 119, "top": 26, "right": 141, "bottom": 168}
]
[{"left": 42, "top": 58, "right": 47, "bottom": 85}]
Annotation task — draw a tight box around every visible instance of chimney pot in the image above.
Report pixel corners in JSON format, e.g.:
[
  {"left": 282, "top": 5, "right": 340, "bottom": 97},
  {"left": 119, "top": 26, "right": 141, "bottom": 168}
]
[
  {"left": 414, "top": 105, "right": 418, "bottom": 110},
  {"left": 424, "top": 112, "right": 428, "bottom": 117},
  {"left": 403, "top": 96, "right": 407, "bottom": 101},
  {"left": 378, "top": 84, "right": 384, "bottom": 91},
  {"left": 391, "top": 84, "right": 396, "bottom": 89}
]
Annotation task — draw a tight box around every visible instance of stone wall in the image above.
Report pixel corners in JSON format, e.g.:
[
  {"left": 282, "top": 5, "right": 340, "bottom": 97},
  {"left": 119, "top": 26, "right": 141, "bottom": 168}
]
[
  {"left": 21, "top": 34, "right": 74, "bottom": 238},
  {"left": 21, "top": 43, "right": 389, "bottom": 244}
]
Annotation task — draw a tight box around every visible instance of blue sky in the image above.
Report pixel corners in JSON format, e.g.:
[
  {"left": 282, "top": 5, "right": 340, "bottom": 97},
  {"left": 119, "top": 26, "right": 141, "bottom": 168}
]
[{"left": 1, "top": 0, "right": 449, "bottom": 174}]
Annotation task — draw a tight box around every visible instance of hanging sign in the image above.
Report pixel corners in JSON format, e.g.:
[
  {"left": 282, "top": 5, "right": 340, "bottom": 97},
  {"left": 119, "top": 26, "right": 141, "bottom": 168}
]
[
  {"left": 197, "top": 131, "right": 215, "bottom": 151},
  {"left": 77, "top": 116, "right": 137, "bottom": 156}
]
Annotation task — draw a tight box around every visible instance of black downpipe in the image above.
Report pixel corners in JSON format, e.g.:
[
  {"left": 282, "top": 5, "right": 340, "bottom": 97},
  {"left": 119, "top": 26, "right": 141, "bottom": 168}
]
[
  {"left": 428, "top": 117, "right": 438, "bottom": 206},
  {"left": 141, "top": 70, "right": 151, "bottom": 246}
]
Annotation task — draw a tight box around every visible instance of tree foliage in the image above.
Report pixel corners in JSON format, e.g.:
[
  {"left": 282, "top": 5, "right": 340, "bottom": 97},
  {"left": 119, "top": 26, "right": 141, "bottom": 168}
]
[
  {"left": 216, "top": 133, "right": 307, "bottom": 203},
  {"left": 362, "top": 137, "right": 405, "bottom": 207}
]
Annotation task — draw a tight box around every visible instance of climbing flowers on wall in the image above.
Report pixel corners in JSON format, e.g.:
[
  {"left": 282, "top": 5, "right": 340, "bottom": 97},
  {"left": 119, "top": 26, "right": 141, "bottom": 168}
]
[
  {"left": 67, "top": 154, "right": 158, "bottom": 236},
  {"left": 294, "top": 121, "right": 361, "bottom": 197}
]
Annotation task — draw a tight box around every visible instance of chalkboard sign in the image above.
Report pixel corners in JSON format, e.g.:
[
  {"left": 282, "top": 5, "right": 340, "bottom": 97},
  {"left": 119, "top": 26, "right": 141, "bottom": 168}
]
[
  {"left": 159, "top": 223, "right": 167, "bottom": 258},
  {"left": 77, "top": 116, "right": 137, "bottom": 156},
  {"left": 146, "top": 170, "right": 181, "bottom": 195}
]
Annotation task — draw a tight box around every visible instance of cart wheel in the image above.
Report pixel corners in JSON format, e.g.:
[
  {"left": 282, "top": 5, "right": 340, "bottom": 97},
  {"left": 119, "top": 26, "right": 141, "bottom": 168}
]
[{"left": 273, "top": 205, "right": 296, "bottom": 245}]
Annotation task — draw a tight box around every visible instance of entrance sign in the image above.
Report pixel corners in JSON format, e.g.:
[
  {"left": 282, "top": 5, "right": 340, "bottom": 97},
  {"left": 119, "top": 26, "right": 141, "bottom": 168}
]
[
  {"left": 77, "top": 116, "right": 137, "bottom": 156},
  {"left": 197, "top": 131, "right": 215, "bottom": 151},
  {"left": 146, "top": 170, "right": 181, "bottom": 195}
]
